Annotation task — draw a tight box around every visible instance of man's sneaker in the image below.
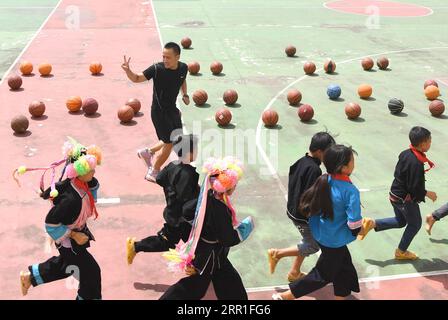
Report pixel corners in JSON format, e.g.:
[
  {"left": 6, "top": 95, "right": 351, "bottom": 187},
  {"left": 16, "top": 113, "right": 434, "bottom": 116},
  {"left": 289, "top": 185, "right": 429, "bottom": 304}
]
[
  {"left": 137, "top": 148, "right": 154, "bottom": 168},
  {"left": 145, "top": 168, "right": 160, "bottom": 183},
  {"left": 395, "top": 249, "right": 418, "bottom": 260}
]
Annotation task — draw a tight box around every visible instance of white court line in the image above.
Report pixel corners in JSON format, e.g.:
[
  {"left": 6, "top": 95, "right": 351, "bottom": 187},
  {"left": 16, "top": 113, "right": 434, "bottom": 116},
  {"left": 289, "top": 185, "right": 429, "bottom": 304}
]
[
  {"left": 0, "top": 6, "right": 55, "bottom": 9},
  {"left": 97, "top": 198, "right": 121, "bottom": 205},
  {"left": 246, "top": 269, "right": 448, "bottom": 293},
  {"left": 0, "top": 0, "right": 63, "bottom": 85},
  {"left": 436, "top": 78, "right": 448, "bottom": 87}
]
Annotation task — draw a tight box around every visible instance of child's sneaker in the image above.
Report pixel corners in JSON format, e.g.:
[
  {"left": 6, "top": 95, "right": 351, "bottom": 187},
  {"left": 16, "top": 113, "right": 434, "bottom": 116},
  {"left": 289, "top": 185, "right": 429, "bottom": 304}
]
[
  {"left": 137, "top": 148, "right": 154, "bottom": 168},
  {"left": 395, "top": 249, "right": 418, "bottom": 260},
  {"left": 126, "top": 237, "right": 137, "bottom": 265},
  {"left": 357, "top": 217, "right": 375, "bottom": 240},
  {"left": 267, "top": 249, "right": 280, "bottom": 274},
  {"left": 20, "top": 271, "right": 31, "bottom": 296},
  {"left": 145, "top": 168, "right": 160, "bottom": 183},
  {"left": 272, "top": 293, "right": 283, "bottom": 300},
  {"left": 287, "top": 271, "right": 306, "bottom": 283}
]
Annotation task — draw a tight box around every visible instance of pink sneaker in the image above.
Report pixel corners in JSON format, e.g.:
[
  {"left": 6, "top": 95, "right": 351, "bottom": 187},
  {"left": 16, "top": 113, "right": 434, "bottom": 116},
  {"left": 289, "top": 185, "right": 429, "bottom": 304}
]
[
  {"left": 137, "top": 148, "right": 154, "bottom": 168},
  {"left": 145, "top": 168, "right": 160, "bottom": 183}
]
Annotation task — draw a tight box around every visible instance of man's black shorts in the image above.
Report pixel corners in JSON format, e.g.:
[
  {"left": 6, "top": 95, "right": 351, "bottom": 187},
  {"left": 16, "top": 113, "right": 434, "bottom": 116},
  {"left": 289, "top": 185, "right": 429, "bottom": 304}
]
[{"left": 151, "top": 106, "right": 183, "bottom": 143}]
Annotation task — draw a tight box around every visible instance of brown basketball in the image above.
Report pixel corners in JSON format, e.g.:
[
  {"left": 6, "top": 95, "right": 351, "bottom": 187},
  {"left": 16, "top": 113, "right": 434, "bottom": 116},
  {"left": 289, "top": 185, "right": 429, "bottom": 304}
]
[
  {"left": 361, "top": 58, "right": 374, "bottom": 71},
  {"left": 8, "top": 75, "right": 22, "bottom": 90},
  {"left": 223, "top": 89, "right": 238, "bottom": 105},
  {"left": 303, "top": 62, "right": 316, "bottom": 75},
  {"left": 118, "top": 105, "right": 134, "bottom": 123},
  {"left": 125, "top": 98, "right": 141, "bottom": 114},
  {"left": 181, "top": 37, "right": 192, "bottom": 49},
  {"left": 215, "top": 108, "right": 232, "bottom": 126},
  {"left": 20, "top": 61, "right": 33, "bottom": 75},
  {"left": 429, "top": 100, "right": 445, "bottom": 117},
  {"left": 287, "top": 89, "right": 302, "bottom": 105},
  {"left": 424, "top": 79, "right": 438, "bottom": 89},
  {"left": 376, "top": 57, "right": 389, "bottom": 70},
  {"left": 210, "top": 61, "right": 223, "bottom": 75},
  {"left": 262, "top": 109, "right": 279, "bottom": 127},
  {"left": 11, "top": 115, "right": 29, "bottom": 134},
  {"left": 345, "top": 102, "right": 361, "bottom": 120},
  {"left": 298, "top": 104, "right": 314, "bottom": 122},
  {"left": 192, "top": 89, "right": 208, "bottom": 106},
  {"left": 29, "top": 101, "right": 46, "bottom": 117},
  {"left": 89, "top": 62, "right": 102, "bottom": 75},
  {"left": 324, "top": 59, "right": 336, "bottom": 73},
  {"left": 358, "top": 84, "right": 373, "bottom": 99},
  {"left": 82, "top": 98, "right": 99, "bottom": 115},
  {"left": 188, "top": 61, "right": 200, "bottom": 75},
  {"left": 66, "top": 96, "right": 82, "bottom": 112},
  {"left": 285, "top": 45, "right": 296, "bottom": 57},
  {"left": 38, "top": 63, "right": 52, "bottom": 76},
  {"left": 425, "top": 85, "right": 440, "bottom": 100}
]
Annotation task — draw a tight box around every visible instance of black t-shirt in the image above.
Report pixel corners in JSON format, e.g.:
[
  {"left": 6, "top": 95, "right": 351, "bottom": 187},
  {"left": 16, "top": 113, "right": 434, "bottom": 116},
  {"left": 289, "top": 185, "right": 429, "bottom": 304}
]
[{"left": 142, "top": 62, "right": 188, "bottom": 111}]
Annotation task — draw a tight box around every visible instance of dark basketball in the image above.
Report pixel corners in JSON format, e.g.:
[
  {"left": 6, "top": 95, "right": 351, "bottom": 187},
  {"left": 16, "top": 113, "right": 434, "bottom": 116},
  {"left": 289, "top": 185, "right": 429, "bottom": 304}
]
[
  {"left": 377, "top": 57, "right": 389, "bottom": 70},
  {"left": 8, "top": 75, "right": 22, "bottom": 90},
  {"left": 424, "top": 79, "right": 438, "bottom": 89},
  {"left": 361, "top": 58, "right": 374, "bottom": 71},
  {"left": 181, "top": 37, "right": 192, "bottom": 49},
  {"left": 193, "top": 89, "right": 208, "bottom": 106},
  {"left": 11, "top": 115, "right": 29, "bottom": 134},
  {"left": 29, "top": 100, "right": 46, "bottom": 117},
  {"left": 188, "top": 61, "right": 200, "bottom": 75},
  {"left": 223, "top": 89, "right": 238, "bottom": 105},
  {"left": 285, "top": 45, "right": 296, "bottom": 57},
  {"left": 303, "top": 62, "right": 316, "bottom": 75},
  {"left": 82, "top": 98, "right": 99, "bottom": 115},
  {"left": 118, "top": 105, "right": 134, "bottom": 123},
  {"left": 210, "top": 61, "right": 223, "bottom": 75},
  {"left": 324, "top": 59, "right": 336, "bottom": 73},
  {"left": 262, "top": 110, "right": 279, "bottom": 127},
  {"left": 429, "top": 100, "right": 445, "bottom": 117},
  {"left": 215, "top": 108, "right": 232, "bottom": 126},
  {"left": 125, "top": 98, "right": 141, "bottom": 114},
  {"left": 287, "top": 89, "right": 302, "bottom": 105},
  {"left": 388, "top": 98, "right": 404, "bottom": 114},
  {"left": 345, "top": 102, "right": 361, "bottom": 119},
  {"left": 298, "top": 104, "right": 314, "bottom": 122}
]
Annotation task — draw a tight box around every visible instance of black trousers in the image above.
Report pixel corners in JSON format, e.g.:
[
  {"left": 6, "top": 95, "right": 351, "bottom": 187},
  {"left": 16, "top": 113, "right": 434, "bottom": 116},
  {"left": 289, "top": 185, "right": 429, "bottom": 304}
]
[
  {"left": 134, "top": 222, "right": 191, "bottom": 253},
  {"left": 28, "top": 246, "right": 102, "bottom": 300},
  {"left": 289, "top": 243, "right": 359, "bottom": 298},
  {"left": 159, "top": 257, "right": 248, "bottom": 300}
]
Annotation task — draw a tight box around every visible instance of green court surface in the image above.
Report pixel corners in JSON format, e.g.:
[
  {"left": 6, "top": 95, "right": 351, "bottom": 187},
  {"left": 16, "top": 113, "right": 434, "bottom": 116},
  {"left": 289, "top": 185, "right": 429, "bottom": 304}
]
[{"left": 152, "top": 0, "right": 448, "bottom": 288}]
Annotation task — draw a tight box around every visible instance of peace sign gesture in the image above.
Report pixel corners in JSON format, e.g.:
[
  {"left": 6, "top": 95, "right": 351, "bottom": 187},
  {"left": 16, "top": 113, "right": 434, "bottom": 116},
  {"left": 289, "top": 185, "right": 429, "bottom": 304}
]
[{"left": 121, "top": 55, "right": 131, "bottom": 72}]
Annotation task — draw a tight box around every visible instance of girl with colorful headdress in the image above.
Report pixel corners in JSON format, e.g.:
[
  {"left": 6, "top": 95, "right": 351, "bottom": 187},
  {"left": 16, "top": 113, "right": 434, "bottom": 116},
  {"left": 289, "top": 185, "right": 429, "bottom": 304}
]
[
  {"left": 160, "top": 156, "right": 255, "bottom": 300},
  {"left": 14, "top": 137, "right": 103, "bottom": 300}
]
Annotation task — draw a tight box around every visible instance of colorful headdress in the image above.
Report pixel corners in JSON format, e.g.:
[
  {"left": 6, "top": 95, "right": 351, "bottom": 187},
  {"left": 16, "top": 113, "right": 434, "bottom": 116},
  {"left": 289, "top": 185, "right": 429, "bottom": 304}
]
[{"left": 13, "top": 137, "right": 102, "bottom": 198}]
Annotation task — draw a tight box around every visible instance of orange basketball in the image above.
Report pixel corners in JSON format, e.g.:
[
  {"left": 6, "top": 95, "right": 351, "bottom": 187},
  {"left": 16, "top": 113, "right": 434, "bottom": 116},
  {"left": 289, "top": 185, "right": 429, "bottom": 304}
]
[
  {"left": 192, "top": 89, "right": 208, "bottom": 106},
  {"left": 125, "top": 98, "right": 141, "bottom": 114},
  {"left": 287, "top": 89, "right": 302, "bottom": 105},
  {"left": 285, "top": 45, "right": 296, "bottom": 57},
  {"left": 20, "top": 61, "right": 33, "bottom": 75},
  {"left": 303, "top": 62, "right": 316, "bottom": 75},
  {"left": 118, "top": 105, "right": 134, "bottom": 123},
  {"left": 38, "top": 63, "right": 52, "bottom": 76},
  {"left": 181, "top": 37, "right": 192, "bottom": 49},
  {"left": 66, "top": 96, "right": 82, "bottom": 112},
  {"left": 210, "top": 61, "right": 223, "bottom": 75},
  {"left": 358, "top": 84, "right": 372, "bottom": 99},
  {"left": 324, "top": 59, "right": 336, "bottom": 73},
  {"left": 262, "top": 110, "right": 279, "bottom": 127},
  {"left": 429, "top": 100, "right": 445, "bottom": 117},
  {"left": 345, "top": 102, "right": 361, "bottom": 120},
  {"left": 188, "top": 61, "right": 200, "bottom": 75},
  {"left": 89, "top": 62, "right": 102, "bottom": 75},
  {"left": 29, "top": 100, "right": 46, "bottom": 117},
  {"left": 223, "top": 89, "right": 238, "bottom": 105},
  {"left": 11, "top": 115, "right": 29, "bottom": 134},
  {"left": 298, "top": 104, "right": 314, "bottom": 122},
  {"left": 215, "top": 108, "right": 232, "bottom": 126},
  {"left": 424, "top": 85, "right": 440, "bottom": 100}
]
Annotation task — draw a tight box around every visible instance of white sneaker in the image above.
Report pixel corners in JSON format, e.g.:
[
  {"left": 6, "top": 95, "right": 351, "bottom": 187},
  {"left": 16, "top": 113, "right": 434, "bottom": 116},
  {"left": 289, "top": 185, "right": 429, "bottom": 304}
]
[
  {"left": 137, "top": 148, "right": 154, "bottom": 168},
  {"left": 145, "top": 168, "right": 160, "bottom": 183},
  {"left": 272, "top": 293, "right": 283, "bottom": 300}
]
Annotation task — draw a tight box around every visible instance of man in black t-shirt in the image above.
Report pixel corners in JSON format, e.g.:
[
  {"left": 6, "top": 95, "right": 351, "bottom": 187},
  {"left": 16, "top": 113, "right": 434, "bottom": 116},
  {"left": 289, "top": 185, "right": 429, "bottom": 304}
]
[{"left": 121, "top": 42, "right": 190, "bottom": 182}]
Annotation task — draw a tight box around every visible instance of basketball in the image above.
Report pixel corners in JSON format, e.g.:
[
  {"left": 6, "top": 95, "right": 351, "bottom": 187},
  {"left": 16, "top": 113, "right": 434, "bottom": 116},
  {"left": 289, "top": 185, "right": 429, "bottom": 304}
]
[
  {"left": 285, "top": 45, "right": 296, "bottom": 57},
  {"left": 82, "top": 98, "right": 99, "bottom": 115},
  {"left": 118, "top": 105, "right": 134, "bottom": 123},
  {"left": 429, "top": 100, "right": 445, "bottom": 117},
  {"left": 388, "top": 98, "right": 404, "bottom": 114},
  {"left": 376, "top": 57, "right": 389, "bottom": 70},
  {"left": 298, "top": 104, "right": 314, "bottom": 122},
  {"left": 192, "top": 89, "right": 208, "bottom": 106},
  {"left": 38, "top": 63, "right": 52, "bottom": 76},
  {"left": 181, "top": 37, "right": 192, "bottom": 49},
  {"left": 8, "top": 75, "right": 22, "bottom": 90},
  {"left": 29, "top": 101, "right": 46, "bottom": 117},
  {"left": 11, "top": 115, "right": 29, "bottom": 134},
  {"left": 358, "top": 84, "right": 373, "bottom": 99},
  {"left": 303, "top": 62, "right": 316, "bottom": 75},
  {"left": 287, "top": 89, "right": 302, "bottom": 105},
  {"left": 361, "top": 58, "right": 374, "bottom": 71},
  {"left": 425, "top": 85, "right": 440, "bottom": 100},
  {"left": 210, "top": 61, "right": 223, "bottom": 75},
  {"left": 215, "top": 108, "right": 232, "bottom": 126},
  {"left": 262, "top": 109, "right": 279, "bottom": 127},
  {"left": 324, "top": 59, "right": 336, "bottom": 73},
  {"left": 66, "top": 96, "right": 82, "bottom": 112},
  {"left": 20, "top": 61, "right": 33, "bottom": 75},
  {"left": 327, "top": 84, "right": 342, "bottom": 100},
  {"left": 125, "top": 98, "right": 141, "bottom": 114},
  {"left": 89, "top": 62, "right": 102, "bottom": 75},
  {"left": 345, "top": 102, "right": 361, "bottom": 120},
  {"left": 188, "top": 61, "right": 200, "bottom": 75},
  {"left": 223, "top": 89, "right": 238, "bottom": 105},
  {"left": 424, "top": 79, "right": 438, "bottom": 89}
]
